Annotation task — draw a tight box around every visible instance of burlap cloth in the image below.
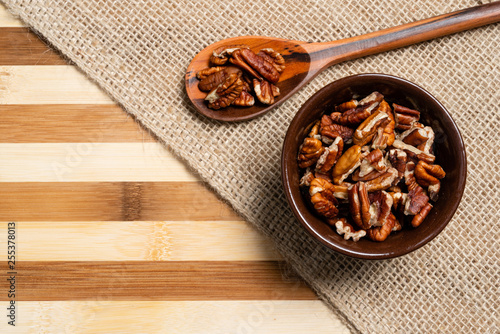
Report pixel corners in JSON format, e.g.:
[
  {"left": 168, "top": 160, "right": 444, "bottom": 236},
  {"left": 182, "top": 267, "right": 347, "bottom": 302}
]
[{"left": 4, "top": 0, "right": 499, "bottom": 332}]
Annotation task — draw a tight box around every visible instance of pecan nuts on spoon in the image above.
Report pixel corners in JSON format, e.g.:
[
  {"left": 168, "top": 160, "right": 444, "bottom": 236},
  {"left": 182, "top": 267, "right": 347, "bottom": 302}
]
[{"left": 197, "top": 46, "right": 286, "bottom": 110}]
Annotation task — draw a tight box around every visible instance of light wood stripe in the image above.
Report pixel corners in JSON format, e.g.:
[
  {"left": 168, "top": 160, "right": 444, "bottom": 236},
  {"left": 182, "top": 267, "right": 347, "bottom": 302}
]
[
  {"left": 0, "top": 143, "right": 198, "bottom": 182},
  {"left": 0, "top": 104, "right": 155, "bottom": 143},
  {"left": 0, "top": 4, "right": 24, "bottom": 27},
  {"left": 0, "top": 66, "right": 113, "bottom": 104},
  {"left": 0, "top": 261, "right": 316, "bottom": 301},
  {"left": 0, "top": 221, "right": 280, "bottom": 261},
  {"left": 0, "top": 182, "right": 243, "bottom": 221},
  {"left": 0, "top": 27, "right": 66, "bottom": 65},
  {"left": 0, "top": 301, "right": 349, "bottom": 333}
]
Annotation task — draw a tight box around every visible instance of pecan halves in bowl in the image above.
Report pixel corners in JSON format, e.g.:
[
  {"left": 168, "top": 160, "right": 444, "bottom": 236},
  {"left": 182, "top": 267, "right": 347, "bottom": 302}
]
[{"left": 292, "top": 87, "right": 450, "bottom": 246}]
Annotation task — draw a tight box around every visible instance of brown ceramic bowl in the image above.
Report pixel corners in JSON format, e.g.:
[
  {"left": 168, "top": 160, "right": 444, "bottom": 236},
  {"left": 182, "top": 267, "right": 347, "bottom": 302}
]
[{"left": 281, "top": 73, "right": 467, "bottom": 259}]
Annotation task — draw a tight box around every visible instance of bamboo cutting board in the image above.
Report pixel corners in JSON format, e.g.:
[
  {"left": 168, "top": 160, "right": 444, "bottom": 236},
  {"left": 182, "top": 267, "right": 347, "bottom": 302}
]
[{"left": 0, "top": 5, "right": 350, "bottom": 333}]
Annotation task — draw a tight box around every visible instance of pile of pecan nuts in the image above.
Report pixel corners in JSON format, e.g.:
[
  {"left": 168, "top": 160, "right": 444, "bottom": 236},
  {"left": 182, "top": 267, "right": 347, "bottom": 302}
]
[
  {"left": 196, "top": 45, "right": 285, "bottom": 109},
  {"left": 298, "top": 91, "right": 446, "bottom": 242}
]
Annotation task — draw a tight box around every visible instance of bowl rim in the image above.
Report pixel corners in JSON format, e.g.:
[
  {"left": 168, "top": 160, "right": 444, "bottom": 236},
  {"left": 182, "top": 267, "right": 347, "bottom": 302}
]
[{"left": 281, "top": 73, "right": 467, "bottom": 259}]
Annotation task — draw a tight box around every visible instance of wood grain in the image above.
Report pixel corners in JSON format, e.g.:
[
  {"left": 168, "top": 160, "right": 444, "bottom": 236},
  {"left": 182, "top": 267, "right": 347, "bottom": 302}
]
[
  {"left": 0, "top": 221, "right": 281, "bottom": 261},
  {"left": 0, "top": 301, "right": 350, "bottom": 334},
  {"left": 0, "top": 66, "right": 113, "bottom": 104},
  {"left": 0, "top": 27, "right": 66, "bottom": 65},
  {"left": 0, "top": 143, "right": 198, "bottom": 182},
  {"left": 0, "top": 4, "right": 23, "bottom": 27},
  {"left": 0, "top": 182, "right": 243, "bottom": 221},
  {"left": 0, "top": 5, "right": 350, "bottom": 332},
  {"left": 0, "top": 105, "right": 155, "bottom": 143},
  {"left": 0, "top": 261, "right": 316, "bottom": 301}
]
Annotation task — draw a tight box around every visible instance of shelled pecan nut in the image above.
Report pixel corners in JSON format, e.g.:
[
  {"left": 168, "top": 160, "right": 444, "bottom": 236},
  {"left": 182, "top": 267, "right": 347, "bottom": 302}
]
[
  {"left": 205, "top": 74, "right": 244, "bottom": 109},
  {"left": 330, "top": 92, "right": 384, "bottom": 126},
  {"left": 388, "top": 149, "right": 407, "bottom": 182},
  {"left": 309, "top": 178, "right": 339, "bottom": 218},
  {"left": 348, "top": 182, "right": 372, "bottom": 229},
  {"left": 404, "top": 162, "right": 430, "bottom": 216},
  {"left": 417, "top": 126, "right": 435, "bottom": 154},
  {"left": 367, "top": 190, "right": 394, "bottom": 227},
  {"left": 209, "top": 44, "right": 250, "bottom": 66},
  {"left": 298, "top": 137, "right": 325, "bottom": 168},
  {"left": 372, "top": 100, "right": 395, "bottom": 149},
  {"left": 367, "top": 212, "right": 396, "bottom": 241},
  {"left": 414, "top": 160, "right": 446, "bottom": 187},
  {"left": 357, "top": 148, "right": 386, "bottom": 178},
  {"left": 196, "top": 66, "right": 226, "bottom": 80},
  {"left": 198, "top": 66, "right": 242, "bottom": 92},
  {"left": 253, "top": 79, "right": 279, "bottom": 105},
  {"left": 320, "top": 115, "right": 354, "bottom": 143},
  {"left": 257, "top": 48, "right": 286, "bottom": 73},
  {"left": 392, "top": 140, "right": 435, "bottom": 163},
  {"left": 364, "top": 167, "right": 398, "bottom": 192},
  {"left": 232, "top": 91, "right": 255, "bottom": 106},
  {"left": 315, "top": 137, "right": 343, "bottom": 174},
  {"left": 393, "top": 103, "right": 420, "bottom": 130},
  {"left": 332, "top": 145, "right": 362, "bottom": 184},
  {"left": 335, "top": 99, "right": 359, "bottom": 113},
  {"left": 401, "top": 127, "right": 429, "bottom": 147},
  {"left": 353, "top": 110, "right": 389, "bottom": 146},
  {"left": 333, "top": 218, "right": 367, "bottom": 241},
  {"left": 411, "top": 202, "right": 433, "bottom": 227},
  {"left": 233, "top": 48, "right": 280, "bottom": 83}
]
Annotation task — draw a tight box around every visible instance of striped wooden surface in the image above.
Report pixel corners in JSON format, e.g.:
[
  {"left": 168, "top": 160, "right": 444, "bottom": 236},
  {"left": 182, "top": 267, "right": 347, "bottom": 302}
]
[{"left": 0, "top": 4, "right": 350, "bottom": 333}]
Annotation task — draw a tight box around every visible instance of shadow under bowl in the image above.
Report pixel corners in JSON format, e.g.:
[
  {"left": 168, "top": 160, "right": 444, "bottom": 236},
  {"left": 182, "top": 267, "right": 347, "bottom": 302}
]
[{"left": 281, "top": 73, "right": 467, "bottom": 259}]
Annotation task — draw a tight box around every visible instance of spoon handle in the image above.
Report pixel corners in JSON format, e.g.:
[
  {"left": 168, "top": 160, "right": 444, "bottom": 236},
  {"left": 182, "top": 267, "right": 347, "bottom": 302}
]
[{"left": 305, "top": 1, "right": 500, "bottom": 70}]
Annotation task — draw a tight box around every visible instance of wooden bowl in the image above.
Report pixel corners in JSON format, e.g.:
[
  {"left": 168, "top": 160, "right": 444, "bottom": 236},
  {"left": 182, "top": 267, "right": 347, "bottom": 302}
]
[{"left": 281, "top": 73, "right": 467, "bottom": 259}]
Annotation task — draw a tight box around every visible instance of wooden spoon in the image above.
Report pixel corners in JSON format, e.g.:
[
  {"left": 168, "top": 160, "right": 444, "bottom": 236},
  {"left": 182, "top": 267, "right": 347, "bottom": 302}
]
[{"left": 185, "top": 2, "right": 500, "bottom": 122}]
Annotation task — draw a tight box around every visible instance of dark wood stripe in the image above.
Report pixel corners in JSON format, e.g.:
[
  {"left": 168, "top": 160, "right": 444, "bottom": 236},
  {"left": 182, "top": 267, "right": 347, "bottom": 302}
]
[
  {"left": 0, "top": 261, "right": 315, "bottom": 301},
  {"left": 0, "top": 182, "right": 242, "bottom": 221},
  {"left": 0, "top": 27, "right": 67, "bottom": 65},
  {"left": 0, "top": 105, "right": 156, "bottom": 143}
]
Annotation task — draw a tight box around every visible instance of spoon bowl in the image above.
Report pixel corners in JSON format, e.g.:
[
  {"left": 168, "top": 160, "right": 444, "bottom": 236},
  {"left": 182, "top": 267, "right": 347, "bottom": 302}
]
[
  {"left": 185, "top": 2, "right": 500, "bottom": 122},
  {"left": 185, "top": 36, "right": 311, "bottom": 121}
]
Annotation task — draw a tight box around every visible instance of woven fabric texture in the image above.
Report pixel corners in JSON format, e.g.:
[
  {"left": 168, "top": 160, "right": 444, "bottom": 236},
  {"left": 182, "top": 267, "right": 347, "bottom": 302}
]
[{"left": 3, "top": 0, "right": 499, "bottom": 332}]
